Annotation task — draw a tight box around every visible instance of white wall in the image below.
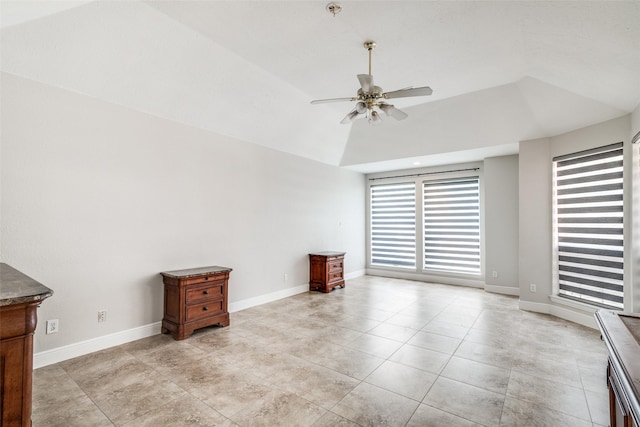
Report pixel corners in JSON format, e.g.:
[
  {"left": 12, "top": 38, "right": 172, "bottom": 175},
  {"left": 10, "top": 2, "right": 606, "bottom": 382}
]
[
  {"left": 518, "top": 115, "right": 633, "bottom": 326},
  {"left": 518, "top": 137, "right": 552, "bottom": 305},
  {"left": 484, "top": 155, "right": 519, "bottom": 294},
  {"left": 1, "top": 73, "right": 366, "bottom": 358}
]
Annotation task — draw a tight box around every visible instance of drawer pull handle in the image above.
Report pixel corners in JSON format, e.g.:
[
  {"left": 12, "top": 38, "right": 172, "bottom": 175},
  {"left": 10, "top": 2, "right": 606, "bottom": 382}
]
[
  {"left": 205, "top": 277, "right": 209, "bottom": 281},
  {"left": 203, "top": 306, "right": 209, "bottom": 311},
  {"left": 203, "top": 290, "right": 209, "bottom": 295}
]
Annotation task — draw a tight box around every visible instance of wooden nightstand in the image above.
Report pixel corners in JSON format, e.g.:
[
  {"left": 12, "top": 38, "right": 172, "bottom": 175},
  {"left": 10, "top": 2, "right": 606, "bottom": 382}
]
[
  {"left": 160, "top": 266, "right": 231, "bottom": 340},
  {"left": 0, "top": 263, "right": 53, "bottom": 427},
  {"left": 309, "top": 252, "right": 345, "bottom": 293}
]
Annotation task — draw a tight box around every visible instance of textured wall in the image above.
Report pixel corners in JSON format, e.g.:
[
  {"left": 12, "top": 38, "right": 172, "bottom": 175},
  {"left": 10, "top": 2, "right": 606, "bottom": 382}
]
[{"left": 1, "top": 73, "right": 366, "bottom": 353}]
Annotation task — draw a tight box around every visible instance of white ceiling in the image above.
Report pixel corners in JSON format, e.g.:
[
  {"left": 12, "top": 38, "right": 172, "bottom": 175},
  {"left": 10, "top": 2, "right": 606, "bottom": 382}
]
[{"left": 2, "top": 0, "right": 639, "bottom": 173}]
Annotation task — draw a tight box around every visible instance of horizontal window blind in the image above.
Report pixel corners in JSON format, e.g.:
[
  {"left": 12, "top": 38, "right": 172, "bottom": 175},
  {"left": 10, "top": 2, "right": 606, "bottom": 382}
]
[
  {"left": 370, "top": 182, "right": 416, "bottom": 268},
  {"left": 423, "top": 178, "right": 480, "bottom": 275},
  {"left": 554, "top": 142, "right": 624, "bottom": 310}
]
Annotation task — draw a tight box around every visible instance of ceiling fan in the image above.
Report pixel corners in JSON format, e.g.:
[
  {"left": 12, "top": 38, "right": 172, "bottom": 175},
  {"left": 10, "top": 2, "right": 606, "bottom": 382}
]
[{"left": 311, "top": 41, "right": 433, "bottom": 124}]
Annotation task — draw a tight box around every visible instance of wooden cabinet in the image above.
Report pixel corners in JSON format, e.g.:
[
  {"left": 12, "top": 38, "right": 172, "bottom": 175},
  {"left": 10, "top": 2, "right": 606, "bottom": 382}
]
[
  {"left": 0, "top": 263, "right": 53, "bottom": 427},
  {"left": 309, "top": 252, "right": 345, "bottom": 293},
  {"left": 595, "top": 310, "right": 640, "bottom": 427},
  {"left": 160, "top": 266, "right": 231, "bottom": 340}
]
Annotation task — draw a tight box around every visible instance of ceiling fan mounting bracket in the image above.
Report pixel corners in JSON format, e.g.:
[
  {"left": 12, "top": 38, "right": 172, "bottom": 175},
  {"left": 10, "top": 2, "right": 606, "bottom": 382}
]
[
  {"left": 364, "top": 41, "right": 376, "bottom": 51},
  {"left": 325, "top": 2, "right": 342, "bottom": 17}
]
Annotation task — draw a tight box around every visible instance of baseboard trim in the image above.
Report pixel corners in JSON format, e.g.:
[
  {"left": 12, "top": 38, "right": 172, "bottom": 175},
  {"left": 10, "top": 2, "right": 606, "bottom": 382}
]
[
  {"left": 518, "top": 300, "right": 597, "bottom": 329},
  {"left": 484, "top": 284, "right": 520, "bottom": 296},
  {"left": 34, "top": 274, "right": 368, "bottom": 368},
  {"left": 228, "top": 284, "right": 308, "bottom": 313},
  {"left": 34, "top": 322, "right": 161, "bottom": 369},
  {"left": 229, "top": 270, "right": 364, "bottom": 312},
  {"left": 345, "top": 269, "right": 365, "bottom": 280}
]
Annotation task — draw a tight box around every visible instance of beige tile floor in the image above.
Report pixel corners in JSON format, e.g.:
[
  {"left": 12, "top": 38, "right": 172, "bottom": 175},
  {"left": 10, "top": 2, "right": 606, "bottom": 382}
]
[{"left": 33, "top": 275, "right": 610, "bottom": 426}]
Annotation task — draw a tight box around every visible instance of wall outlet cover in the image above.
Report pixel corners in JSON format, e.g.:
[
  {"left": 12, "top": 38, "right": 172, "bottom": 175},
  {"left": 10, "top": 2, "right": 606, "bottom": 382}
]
[{"left": 46, "top": 319, "right": 59, "bottom": 334}]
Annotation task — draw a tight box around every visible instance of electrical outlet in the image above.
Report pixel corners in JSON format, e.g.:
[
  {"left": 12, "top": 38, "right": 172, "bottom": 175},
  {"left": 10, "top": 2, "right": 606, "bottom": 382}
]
[
  {"left": 98, "top": 310, "right": 107, "bottom": 323},
  {"left": 492, "top": 271, "right": 498, "bottom": 278},
  {"left": 284, "top": 273, "right": 288, "bottom": 282},
  {"left": 46, "top": 319, "right": 59, "bottom": 334},
  {"left": 530, "top": 283, "right": 537, "bottom": 293}
]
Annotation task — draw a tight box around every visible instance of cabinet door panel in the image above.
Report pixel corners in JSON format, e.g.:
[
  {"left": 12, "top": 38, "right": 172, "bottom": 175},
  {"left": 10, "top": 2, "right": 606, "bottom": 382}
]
[{"left": 1, "top": 338, "right": 26, "bottom": 426}]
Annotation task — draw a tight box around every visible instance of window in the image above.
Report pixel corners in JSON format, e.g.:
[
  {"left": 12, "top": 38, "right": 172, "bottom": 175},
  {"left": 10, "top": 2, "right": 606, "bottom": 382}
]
[
  {"left": 368, "top": 168, "right": 482, "bottom": 277},
  {"left": 423, "top": 178, "right": 481, "bottom": 275},
  {"left": 553, "top": 142, "right": 624, "bottom": 310},
  {"left": 370, "top": 182, "right": 416, "bottom": 268}
]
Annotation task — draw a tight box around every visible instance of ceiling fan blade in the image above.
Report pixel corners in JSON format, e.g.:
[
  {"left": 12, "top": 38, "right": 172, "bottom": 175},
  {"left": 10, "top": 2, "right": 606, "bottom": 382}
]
[
  {"left": 383, "top": 86, "right": 433, "bottom": 99},
  {"left": 310, "top": 97, "right": 356, "bottom": 104},
  {"left": 379, "top": 104, "right": 408, "bottom": 120},
  {"left": 357, "top": 74, "right": 374, "bottom": 92},
  {"left": 340, "top": 109, "right": 359, "bottom": 124}
]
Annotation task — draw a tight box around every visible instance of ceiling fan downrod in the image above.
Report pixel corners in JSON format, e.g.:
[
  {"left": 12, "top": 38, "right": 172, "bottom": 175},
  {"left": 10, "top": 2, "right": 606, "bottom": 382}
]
[{"left": 364, "top": 41, "right": 376, "bottom": 76}]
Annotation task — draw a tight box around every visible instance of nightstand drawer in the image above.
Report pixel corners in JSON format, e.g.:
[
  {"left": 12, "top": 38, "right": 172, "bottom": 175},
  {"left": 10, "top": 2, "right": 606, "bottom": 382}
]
[
  {"left": 328, "top": 261, "right": 343, "bottom": 272},
  {"left": 328, "top": 271, "right": 343, "bottom": 283},
  {"left": 183, "top": 274, "right": 225, "bottom": 286},
  {"left": 186, "top": 283, "right": 224, "bottom": 304},
  {"left": 186, "top": 300, "right": 224, "bottom": 322}
]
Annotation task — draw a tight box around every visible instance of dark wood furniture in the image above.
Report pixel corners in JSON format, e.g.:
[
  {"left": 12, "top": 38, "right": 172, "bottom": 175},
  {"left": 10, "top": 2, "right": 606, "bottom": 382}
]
[
  {"left": 160, "top": 266, "right": 231, "bottom": 340},
  {"left": 309, "top": 252, "right": 345, "bottom": 293},
  {"left": 595, "top": 310, "right": 640, "bottom": 427},
  {"left": 0, "top": 263, "right": 53, "bottom": 427}
]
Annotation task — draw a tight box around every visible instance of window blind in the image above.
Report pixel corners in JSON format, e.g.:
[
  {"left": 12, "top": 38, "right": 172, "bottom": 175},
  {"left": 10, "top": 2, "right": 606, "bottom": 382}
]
[
  {"left": 370, "top": 182, "right": 416, "bottom": 268},
  {"left": 554, "top": 142, "right": 624, "bottom": 310},
  {"left": 423, "top": 178, "right": 480, "bottom": 275}
]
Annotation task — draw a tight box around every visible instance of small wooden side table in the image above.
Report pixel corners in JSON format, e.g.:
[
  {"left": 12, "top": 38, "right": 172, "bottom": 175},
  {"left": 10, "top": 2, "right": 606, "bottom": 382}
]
[
  {"left": 309, "top": 252, "right": 345, "bottom": 293},
  {"left": 0, "top": 263, "right": 53, "bottom": 427},
  {"left": 160, "top": 266, "right": 231, "bottom": 340}
]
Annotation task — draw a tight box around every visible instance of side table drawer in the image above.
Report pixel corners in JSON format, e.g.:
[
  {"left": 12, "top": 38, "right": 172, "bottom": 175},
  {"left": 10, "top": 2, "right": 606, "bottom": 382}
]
[
  {"left": 328, "top": 271, "right": 343, "bottom": 283},
  {"left": 328, "top": 260, "right": 343, "bottom": 272},
  {"left": 186, "top": 283, "right": 224, "bottom": 304},
  {"left": 186, "top": 300, "right": 224, "bottom": 322},
  {"left": 183, "top": 274, "right": 225, "bottom": 286}
]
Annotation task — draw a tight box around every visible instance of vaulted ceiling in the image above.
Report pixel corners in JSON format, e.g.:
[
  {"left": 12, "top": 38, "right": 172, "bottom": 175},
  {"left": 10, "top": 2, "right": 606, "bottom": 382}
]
[{"left": 2, "top": 1, "right": 639, "bottom": 172}]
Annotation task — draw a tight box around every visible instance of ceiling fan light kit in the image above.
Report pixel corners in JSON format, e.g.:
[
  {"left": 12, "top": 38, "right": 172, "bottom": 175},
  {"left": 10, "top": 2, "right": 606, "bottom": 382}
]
[{"left": 311, "top": 40, "right": 433, "bottom": 124}]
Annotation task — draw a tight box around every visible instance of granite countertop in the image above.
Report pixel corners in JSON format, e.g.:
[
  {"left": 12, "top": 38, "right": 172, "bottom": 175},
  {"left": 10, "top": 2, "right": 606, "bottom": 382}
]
[
  {"left": 0, "top": 263, "right": 54, "bottom": 306},
  {"left": 160, "top": 266, "right": 233, "bottom": 279},
  {"left": 309, "top": 251, "right": 346, "bottom": 257}
]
